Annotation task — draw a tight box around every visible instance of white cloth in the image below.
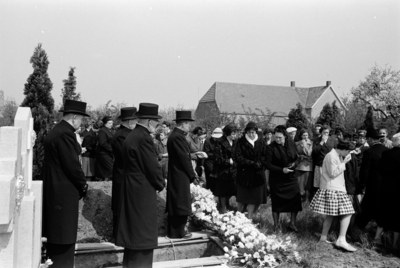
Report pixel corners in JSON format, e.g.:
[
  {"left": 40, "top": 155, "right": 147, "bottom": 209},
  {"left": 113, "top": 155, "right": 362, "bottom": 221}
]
[{"left": 245, "top": 133, "right": 258, "bottom": 147}]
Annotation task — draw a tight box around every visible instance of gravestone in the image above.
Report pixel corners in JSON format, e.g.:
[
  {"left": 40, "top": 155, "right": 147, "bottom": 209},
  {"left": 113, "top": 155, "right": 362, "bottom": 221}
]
[{"left": 0, "top": 107, "right": 42, "bottom": 268}]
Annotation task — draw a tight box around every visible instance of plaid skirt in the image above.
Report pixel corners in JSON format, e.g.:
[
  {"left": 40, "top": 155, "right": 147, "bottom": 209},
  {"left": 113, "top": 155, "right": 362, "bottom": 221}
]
[{"left": 310, "top": 189, "right": 355, "bottom": 216}]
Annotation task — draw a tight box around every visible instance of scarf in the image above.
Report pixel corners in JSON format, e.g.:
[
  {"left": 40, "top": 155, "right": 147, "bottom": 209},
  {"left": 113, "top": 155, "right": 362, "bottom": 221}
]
[{"left": 245, "top": 133, "right": 258, "bottom": 147}]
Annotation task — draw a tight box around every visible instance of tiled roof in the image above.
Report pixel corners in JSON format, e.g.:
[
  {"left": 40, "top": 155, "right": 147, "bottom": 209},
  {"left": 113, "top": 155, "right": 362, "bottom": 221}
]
[{"left": 198, "top": 82, "right": 333, "bottom": 116}]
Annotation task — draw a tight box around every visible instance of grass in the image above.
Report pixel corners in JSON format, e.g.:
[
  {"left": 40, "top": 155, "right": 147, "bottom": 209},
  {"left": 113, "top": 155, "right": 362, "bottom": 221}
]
[{"left": 227, "top": 197, "right": 400, "bottom": 268}]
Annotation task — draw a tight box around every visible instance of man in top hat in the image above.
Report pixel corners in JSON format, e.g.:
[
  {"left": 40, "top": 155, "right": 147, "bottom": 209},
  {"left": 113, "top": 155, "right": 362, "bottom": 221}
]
[
  {"left": 115, "top": 103, "right": 165, "bottom": 268},
  {"left": 111, "top": 107, "right": 137, "bottom": 239},
  {"left": 42, "top": 100, "right": 90, "bottom": 268},
  {"left": 356, "top": 127, "right": 389, "bottom": 230},
  {"left": 203, "top": 127, "right": 223, "bottom": 193},
  {"left": 166, "top": 111, "right": 197, "bottom": 239}
]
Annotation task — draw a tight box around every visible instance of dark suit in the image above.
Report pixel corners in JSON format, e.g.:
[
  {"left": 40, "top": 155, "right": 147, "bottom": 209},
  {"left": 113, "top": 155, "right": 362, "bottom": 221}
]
[
  {"left": 166, "top": 128, "right": 196, "bottom": 238},
  {"left": 115, "top": 124, "right": 164, "bottom": 268},
  {"left": 42, "top": 120, "right": 87, "bottom": 268},
  {"left": 357, "top": 142, "right": 389, "bottom": 229},
  {"left": 111, "top": 125, "right": 131, "bottom": 238}
]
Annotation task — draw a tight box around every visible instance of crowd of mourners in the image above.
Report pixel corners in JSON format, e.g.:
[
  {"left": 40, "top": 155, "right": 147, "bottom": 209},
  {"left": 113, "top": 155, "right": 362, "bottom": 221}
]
[
  {"left": 74, "top": 113, "right": 399, "bottom": 253},
  {"left": 42, "top": 100, "right": 399, "bottom": 268}
]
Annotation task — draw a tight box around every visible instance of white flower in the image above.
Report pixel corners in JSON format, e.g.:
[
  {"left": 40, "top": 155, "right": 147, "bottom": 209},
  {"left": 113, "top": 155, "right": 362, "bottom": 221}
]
[
  {"left": 238, "top": 242, "right": 244, "bottom": 248},
  {"left": 253, "top": 252, "right": 260, "bottom": 259},
  {"left": 223, "top": 246, "right": 229, "bottom": 252}
]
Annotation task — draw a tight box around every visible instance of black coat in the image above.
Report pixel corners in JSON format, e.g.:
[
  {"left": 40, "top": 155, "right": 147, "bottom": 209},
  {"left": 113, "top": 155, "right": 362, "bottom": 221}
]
[
  {"left": 235, "top": 136, "right": 266, "bottom": 187},
  {"left": 203, "top": 136, "right": 217, "bottom": 174},
  {"left": 166, "top": 128, "right": 196, "bottom": 216},
  {"left": 81, "top": 129, "right": 96, "bottom": 158},
  {"left": 42, "top": 120, "right": 87, "bottom": 244},
  {"left": 111, "top": 125, "right": 131, "bottom": 214},
  {"left": 96, "top": 126, "right": 113, "bottom": 155},
  {"left": 378, "top": 147, "right": 400, "bottom": 193},
  {"left": 265, "top": 141, "right": 298, "bottom": 181},
  {"left": 312, "top": 136, "right": 337, "bottom": 167},
  {"left": 360, "top": 143, "right": 389, "bottom": 216},
  {"left": 344, "top": 155, "right": 360, "bottom": 195},
  {"left": 214, "top": 136, "right": 236, "bottom": 181},
  {"left": 115, "top": 124, "right": 165, "bottom": 250}
]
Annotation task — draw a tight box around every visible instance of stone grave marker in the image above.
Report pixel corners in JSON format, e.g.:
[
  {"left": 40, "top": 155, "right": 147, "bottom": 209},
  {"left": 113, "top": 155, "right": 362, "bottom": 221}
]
[{"left": 0, "top": 107, "right": 43, "bottom": 268}]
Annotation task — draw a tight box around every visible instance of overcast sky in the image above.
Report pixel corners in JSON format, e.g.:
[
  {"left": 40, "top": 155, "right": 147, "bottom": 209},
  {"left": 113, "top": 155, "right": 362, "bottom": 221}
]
[{"left": 1, "top": 0, "right": 399, "bottom": 110}]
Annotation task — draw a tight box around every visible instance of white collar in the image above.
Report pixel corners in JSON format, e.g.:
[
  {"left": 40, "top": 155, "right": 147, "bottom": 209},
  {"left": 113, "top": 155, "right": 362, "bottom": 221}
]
[{"left": 245, "top": 133, "right": 258, "bottom": 147}]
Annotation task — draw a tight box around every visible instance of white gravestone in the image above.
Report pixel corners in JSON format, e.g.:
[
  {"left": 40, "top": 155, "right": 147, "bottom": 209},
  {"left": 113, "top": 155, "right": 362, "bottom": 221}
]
[{"left": 0, "top": 107, "right": 42, "bottom": 268}]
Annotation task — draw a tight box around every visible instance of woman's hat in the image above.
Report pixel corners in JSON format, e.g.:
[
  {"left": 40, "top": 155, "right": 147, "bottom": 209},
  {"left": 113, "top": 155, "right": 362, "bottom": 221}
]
[
  {"left": 245, "top": 121, "right": 257, "bottom": 132},
  {"left": 173, "top": 111, "right": 194, "bottom": 121},
  {"left": 286, "top": 127, "right": 297, "bottom": 133},
  {"left": 59, "top": 100, "right": 90, "bottom": 117},
  {"left": 211, "top": 128, "right": 223, "bottom": 138},
  {"left": 135, "top": 103, "right": 162, "bottom": 120},
  {"left": 118, "top": 107, "right": 137, "bottom": 120},
  {"left": 102, "top": 116, "right": 113, "bottom": 125}
]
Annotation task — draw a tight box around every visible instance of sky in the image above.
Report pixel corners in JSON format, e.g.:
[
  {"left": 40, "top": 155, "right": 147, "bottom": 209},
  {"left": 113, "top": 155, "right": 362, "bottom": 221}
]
[{"left": 1, "top": 0, "right": 399, "bottom": 111}]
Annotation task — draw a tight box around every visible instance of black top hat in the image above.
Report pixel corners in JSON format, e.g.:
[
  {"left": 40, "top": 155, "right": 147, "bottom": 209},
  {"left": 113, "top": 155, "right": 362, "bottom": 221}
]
[
  {"left": 173, "top": 111, "right": 194, "bottom": 121},
  {"left": 118, "top": 107, "right": 137, "bottom": 120},
  {"left": 59, "top": 100, "right": 89, "bottom": 117},
  {"left": 135, "top": 103, "right": 162, "bottom": 120},
  {"left": 366, "top": 127, "right": 380, "bottom": 139}
]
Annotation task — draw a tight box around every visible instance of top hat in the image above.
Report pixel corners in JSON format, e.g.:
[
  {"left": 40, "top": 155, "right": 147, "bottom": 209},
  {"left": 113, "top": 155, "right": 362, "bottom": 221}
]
[
  {"left": 366, "top": 127, "right": 380, "bottom": 139},
  {"left": 59, "top": 100, "right": 89, "bottom": 117},
  {"left": 173, "top": 111, "right": 194, "bottom": 122},
  {"left": 118, "top": 107, "right": 137, "bottom": 120},
  {"left": 135, "top": 103, "right": 162, "bottom": 120}
]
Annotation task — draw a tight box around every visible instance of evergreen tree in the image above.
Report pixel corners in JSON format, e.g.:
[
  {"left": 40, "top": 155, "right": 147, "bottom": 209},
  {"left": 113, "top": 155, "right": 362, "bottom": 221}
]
[
  {"left": 331, "top": 100, "right": 344, "bottom": 130},
  {"left": 363, "top": 106, "right": 375, "bottom": 130},
  {"left": 286, "top": 102, "right": 309, "bottom": 131},
  {"left": 316, "top": 102, "right": 334, "bottom": 127},
  {"left": 61, "top": 67, "right": 80, "bottom": 105},
  {"left": 21, "top": 44, "right": 55, "bottom": 180}
]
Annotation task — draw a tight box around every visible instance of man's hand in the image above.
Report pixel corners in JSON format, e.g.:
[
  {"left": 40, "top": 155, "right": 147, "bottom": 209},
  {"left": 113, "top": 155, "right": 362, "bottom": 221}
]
[
  {"left": 79, "top": 184, "right": 88, "bottom": 199},
  {"left": 283, "top": 168, "right": 294, "bottom": 174}
]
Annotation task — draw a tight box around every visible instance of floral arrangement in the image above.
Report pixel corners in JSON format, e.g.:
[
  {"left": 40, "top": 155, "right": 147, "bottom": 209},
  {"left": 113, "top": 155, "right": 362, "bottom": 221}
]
[
  {"left": 190, "top": 184, "right": 301, "bottom": 268},
  {"left": 15, "top": 174, "right": 26, "bottom": 212}
]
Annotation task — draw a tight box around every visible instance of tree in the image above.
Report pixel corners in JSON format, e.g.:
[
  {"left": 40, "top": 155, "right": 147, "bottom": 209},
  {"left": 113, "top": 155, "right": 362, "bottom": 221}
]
[
  {"left": 61, "top": 67, "right": 80, "bottom": 105},
  {"left": 21, "top": 43, "right": 55, "bottom": 180},
  {"left": 0, "top": 98, "right": 18, "bottom": 126},
  {"left": 286, "top": 102, "right": 309, "bottom": 131},
  {"left": 316, "top": 103, "right": 333, "bottom": 127},
  {"left": 331, "top": 100, "right": 344, "bottom": 130},
  {"left": 351, "top": 64, "right": 400, "bottom": 121},
  {"left": 362, "top": 106, "right": 375, "bottom": 130},
  {"left": 341, "top": 96, "right": 367, "bottom": 134}
]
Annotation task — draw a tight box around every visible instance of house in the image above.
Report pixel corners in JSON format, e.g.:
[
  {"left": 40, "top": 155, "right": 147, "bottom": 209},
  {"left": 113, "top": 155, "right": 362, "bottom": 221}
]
[{"left": 195, "top": 81, "right": 346, "bottom": 125}]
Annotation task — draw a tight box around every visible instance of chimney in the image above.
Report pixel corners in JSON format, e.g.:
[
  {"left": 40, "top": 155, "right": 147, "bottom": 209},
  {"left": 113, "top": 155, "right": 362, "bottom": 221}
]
[
  {"left": 326, "top": 81, "right": 331, "bottom": 86},
  {"left": 290, "top": 81, "right": 295, "bottom": 87}
]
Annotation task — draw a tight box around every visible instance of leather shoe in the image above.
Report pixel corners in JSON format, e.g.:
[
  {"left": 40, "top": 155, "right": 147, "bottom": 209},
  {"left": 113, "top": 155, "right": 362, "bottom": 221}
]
[{"left": 335, "top": 241, "right": 357, "bottom": 252}]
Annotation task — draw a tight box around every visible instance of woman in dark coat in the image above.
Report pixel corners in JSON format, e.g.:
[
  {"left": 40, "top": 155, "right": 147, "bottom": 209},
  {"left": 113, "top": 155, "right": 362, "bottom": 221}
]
[
  {"left": 95, "top": 116, "right": 114, "bottom": 180},
  {"left": 156, "top": 132, "right": 169, "bottom": 180},
  {"left": 235, "top": 122, "right": 266, "bottom": 219},
  {"left": 266, "top": 125, "right": 302, "bottom": 232},
  {"left": 374, "top": 135, "right": 400, "bottom": 248},
  {"left": 203, "top": 128, "right": 223, "bottom": 193},
  {"left": 81, "top": 122, "right": 97, "bottom": 180},
  {"left": 214, "top": 123, "right": 238, "bottom": 214}
]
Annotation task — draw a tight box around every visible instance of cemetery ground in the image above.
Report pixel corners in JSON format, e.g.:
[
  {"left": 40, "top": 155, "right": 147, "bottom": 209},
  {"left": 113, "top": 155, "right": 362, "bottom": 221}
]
[{"left": 251, "top": 201, "right": 400, "bottom": 268}]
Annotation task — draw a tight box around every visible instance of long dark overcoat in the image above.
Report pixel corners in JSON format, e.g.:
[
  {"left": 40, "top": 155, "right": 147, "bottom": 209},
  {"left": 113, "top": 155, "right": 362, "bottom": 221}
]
[
  {"left": 115, "top": 124, "right": 164, "bottom": 250},
  {"left": 111, "top": 125, "right": 131, "bottom": 215},
  {"left": 376, "top": 147, "right": 400, "bottom": 232},
  {"left": 359, "top": 143, "right": 388, "bottom": 217},
  {"left": 266, "top": 141, "right": 301, "bottom": 212},
  {"left": 95, "top": 126, "right": 114, "bottom": 178},
  {"left": 235, "top": 136, "right": 266, "bottom": 187},
  {"left": 166, "top": 128, "right": 196, "bottom": 216},
  {"left": 42, "top": 120, "right": 87, "bottom": 244}
]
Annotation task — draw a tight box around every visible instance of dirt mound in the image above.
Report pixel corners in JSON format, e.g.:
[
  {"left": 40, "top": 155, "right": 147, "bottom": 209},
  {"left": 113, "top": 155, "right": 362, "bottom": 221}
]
[{"left": 77, "top": 182, "right": 167, "bottom": 243}]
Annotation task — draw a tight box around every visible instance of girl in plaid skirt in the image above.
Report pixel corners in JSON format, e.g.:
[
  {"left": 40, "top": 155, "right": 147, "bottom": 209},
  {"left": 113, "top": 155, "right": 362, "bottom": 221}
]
[{"left": 310, "top": 140, "right": 357, "bottom": 252}]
